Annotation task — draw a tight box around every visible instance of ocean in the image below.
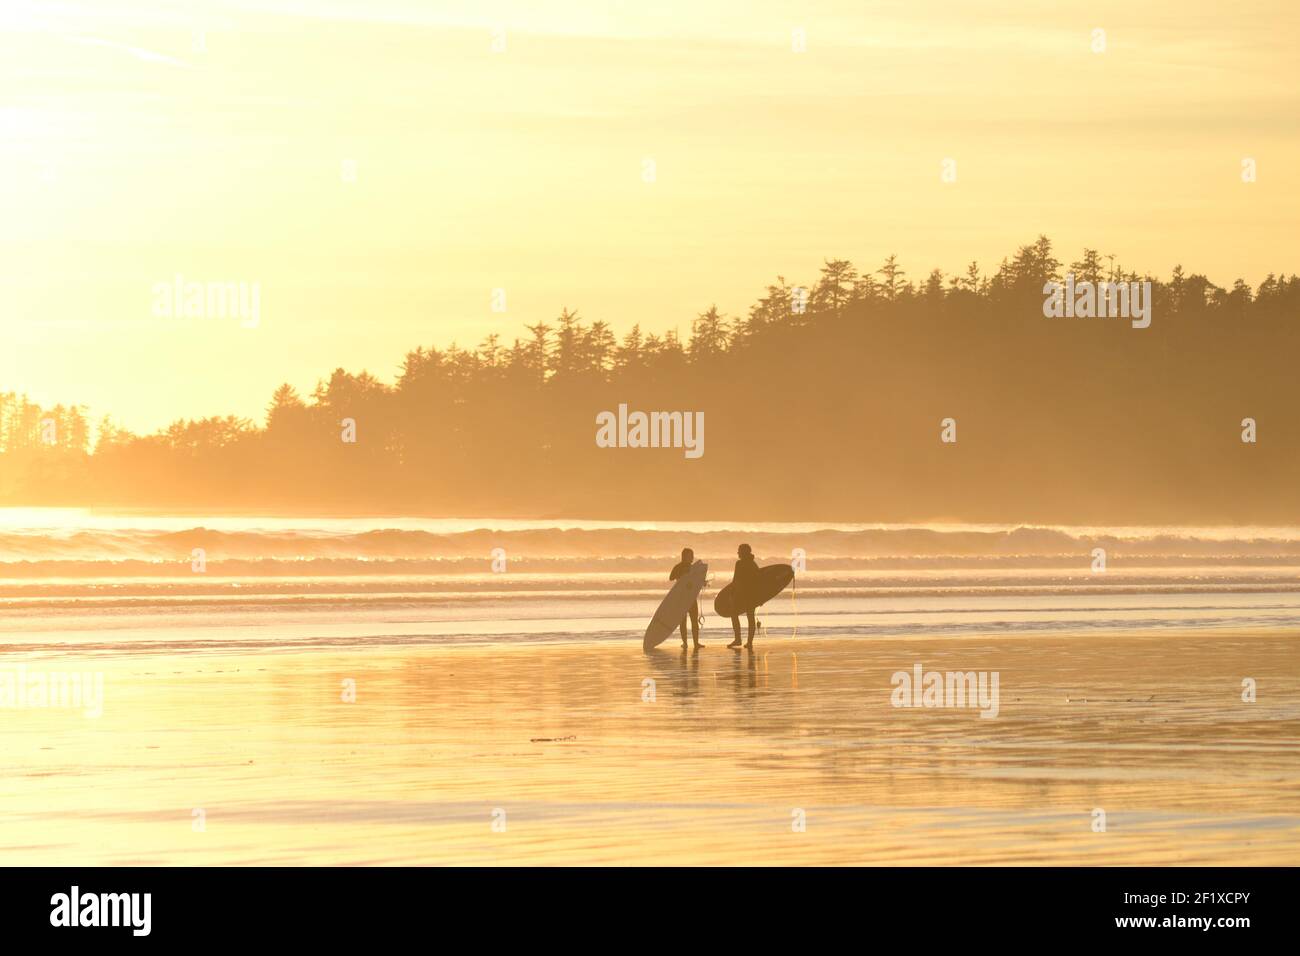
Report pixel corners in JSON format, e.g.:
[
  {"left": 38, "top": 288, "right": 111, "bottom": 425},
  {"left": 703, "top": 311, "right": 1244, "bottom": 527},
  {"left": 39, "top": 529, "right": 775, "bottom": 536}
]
[{"left": 3, "top": 509, "right": 1299, "bottom": 653}]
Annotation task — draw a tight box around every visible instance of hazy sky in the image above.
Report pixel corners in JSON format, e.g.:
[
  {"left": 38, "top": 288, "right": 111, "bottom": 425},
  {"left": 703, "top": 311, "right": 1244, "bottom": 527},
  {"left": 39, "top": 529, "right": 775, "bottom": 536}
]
[{"left": 2, "top": 0, "right": 1297, "bottom": 432}]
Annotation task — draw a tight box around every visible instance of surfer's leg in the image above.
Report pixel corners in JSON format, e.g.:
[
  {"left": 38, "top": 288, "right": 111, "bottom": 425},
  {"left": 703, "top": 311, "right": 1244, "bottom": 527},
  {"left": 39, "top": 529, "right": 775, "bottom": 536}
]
[
  {"left": 679, "top": 615, "right": 689, "bottom": 647},
  {"left": 728, "top": 615, "right": 742, "bottom": 648},
  {"left": 744, "top": 609, "right": 756, "bottom": 648},
  {"left": 688, "top": 605, "right": 702, "bottom": 648}
]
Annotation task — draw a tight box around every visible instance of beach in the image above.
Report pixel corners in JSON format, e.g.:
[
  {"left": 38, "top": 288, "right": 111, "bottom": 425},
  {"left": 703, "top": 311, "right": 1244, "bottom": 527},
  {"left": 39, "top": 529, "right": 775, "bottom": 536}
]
[
  {"left": 2, "top": 511, "right": 1298, "bottom": 865},
  {"left": 4, "top": 0, "right": 1299, "bottom": 892},
  {"left": 4, "top": 629, "right": 1297, "bottom": 866}
]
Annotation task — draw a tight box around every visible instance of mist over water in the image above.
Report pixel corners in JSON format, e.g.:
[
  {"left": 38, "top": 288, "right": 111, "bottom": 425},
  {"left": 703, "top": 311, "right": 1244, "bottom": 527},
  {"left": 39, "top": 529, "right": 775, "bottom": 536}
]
[
  {"left": 6, "top": 509, "right": 1300, "bottom": 561},
  {"left": 2, "top": 511, "right": 1298, "bottom": 653}
]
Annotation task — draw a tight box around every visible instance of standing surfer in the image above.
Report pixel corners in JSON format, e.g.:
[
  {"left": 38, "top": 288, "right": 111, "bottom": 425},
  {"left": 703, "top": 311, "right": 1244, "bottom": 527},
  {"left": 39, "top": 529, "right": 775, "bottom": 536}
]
[
  {"left": 669, "top": 548, "right": 704, "bottom": 650},
  {"left": 727, "top": 543, "right": 760, "bottom": 650}
]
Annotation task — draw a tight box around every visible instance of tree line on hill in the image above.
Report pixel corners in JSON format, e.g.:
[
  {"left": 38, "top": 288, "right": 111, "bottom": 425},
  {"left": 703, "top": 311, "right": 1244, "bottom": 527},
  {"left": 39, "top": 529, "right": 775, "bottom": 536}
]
[{"left": 3, "top": 236, "right": 1297, "bottom": 522}]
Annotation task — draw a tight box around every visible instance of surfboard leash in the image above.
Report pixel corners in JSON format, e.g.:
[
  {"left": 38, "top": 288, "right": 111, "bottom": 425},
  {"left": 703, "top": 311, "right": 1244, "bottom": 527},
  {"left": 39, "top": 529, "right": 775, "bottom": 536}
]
[{"left": 790, "top": 576, "right": 798, "bottom": 639}]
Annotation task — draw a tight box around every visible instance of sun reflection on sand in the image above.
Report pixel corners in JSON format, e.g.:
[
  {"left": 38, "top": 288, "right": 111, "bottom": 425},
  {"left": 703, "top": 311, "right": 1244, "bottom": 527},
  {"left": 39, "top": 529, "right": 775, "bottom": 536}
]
[{"left": 3, "top": 632, "right": 1296, "bottom": 865}]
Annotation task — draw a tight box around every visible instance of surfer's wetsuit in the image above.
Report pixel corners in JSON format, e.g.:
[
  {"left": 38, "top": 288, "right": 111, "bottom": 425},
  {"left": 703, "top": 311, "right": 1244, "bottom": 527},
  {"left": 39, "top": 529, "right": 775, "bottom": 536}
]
[
  {"left": 670, "top": 560, "right": 702, "bottom": 647},
  {"left": 730, "top": 555, "right": 760, "bottom": 648}
]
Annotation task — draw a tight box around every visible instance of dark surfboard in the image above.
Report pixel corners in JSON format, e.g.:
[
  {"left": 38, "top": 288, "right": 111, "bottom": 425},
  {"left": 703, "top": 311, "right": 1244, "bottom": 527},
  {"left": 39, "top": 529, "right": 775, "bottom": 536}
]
[{"left": 713, "top": 563, "right": 794, "bottom": 618}]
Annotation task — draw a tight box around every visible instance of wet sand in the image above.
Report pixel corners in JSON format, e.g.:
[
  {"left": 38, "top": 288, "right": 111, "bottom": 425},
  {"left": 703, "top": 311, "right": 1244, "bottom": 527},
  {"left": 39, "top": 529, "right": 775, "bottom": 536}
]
[{"left": 2, "top": 630, "right": 1297, "bottom": 865}]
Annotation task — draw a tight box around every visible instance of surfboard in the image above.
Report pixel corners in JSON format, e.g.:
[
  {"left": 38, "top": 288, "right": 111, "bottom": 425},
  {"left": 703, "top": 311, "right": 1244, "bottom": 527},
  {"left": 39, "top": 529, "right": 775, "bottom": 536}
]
[
  {"left": 643, "top": 561, "right": 708, "bottom": 651},
  {"left": 713, "top": 563, "right": 794, "bottom": 618}
]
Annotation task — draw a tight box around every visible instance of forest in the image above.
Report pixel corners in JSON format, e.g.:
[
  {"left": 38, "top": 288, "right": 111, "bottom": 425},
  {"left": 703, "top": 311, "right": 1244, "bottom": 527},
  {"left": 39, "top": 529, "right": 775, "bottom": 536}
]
[{"left": 3, "top": 236, "right": 1298, "bottom": 523}]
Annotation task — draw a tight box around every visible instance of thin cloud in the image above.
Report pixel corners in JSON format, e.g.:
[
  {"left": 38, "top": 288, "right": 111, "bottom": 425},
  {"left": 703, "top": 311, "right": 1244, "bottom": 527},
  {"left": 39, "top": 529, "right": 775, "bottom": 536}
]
[{"left": 67, "top": 34, "right": 195, "bottom": 69}]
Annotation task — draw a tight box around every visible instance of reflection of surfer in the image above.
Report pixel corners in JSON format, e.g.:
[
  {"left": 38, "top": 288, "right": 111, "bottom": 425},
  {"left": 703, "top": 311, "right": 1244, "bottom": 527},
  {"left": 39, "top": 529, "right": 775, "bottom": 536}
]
[
  {"left": 726, "top": 543, "right": 760, "bottom": 650},
  {"left": 669, "top": 548, "right": 704, "bottom": 649}
]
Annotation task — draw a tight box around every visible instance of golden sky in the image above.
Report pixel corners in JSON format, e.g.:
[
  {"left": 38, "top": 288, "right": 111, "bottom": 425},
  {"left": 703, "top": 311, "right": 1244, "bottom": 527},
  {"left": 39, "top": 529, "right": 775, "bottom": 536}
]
[{"left": 2, "top": 0, "right": 1297, "bottom": 432}]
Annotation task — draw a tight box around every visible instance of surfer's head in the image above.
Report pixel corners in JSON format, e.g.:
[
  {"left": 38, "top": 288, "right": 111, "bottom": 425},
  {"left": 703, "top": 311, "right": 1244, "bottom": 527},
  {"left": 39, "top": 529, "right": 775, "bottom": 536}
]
[
  {"left": 737, "top": 543, "right": 753, "bottom": 559},
  {"left": 681, "top": 548, "right": 694, "bottom": 563}
]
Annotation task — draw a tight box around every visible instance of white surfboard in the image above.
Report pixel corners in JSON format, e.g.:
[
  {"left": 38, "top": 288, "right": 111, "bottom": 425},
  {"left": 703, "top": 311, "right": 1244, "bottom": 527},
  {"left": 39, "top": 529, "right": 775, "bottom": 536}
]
[{"left": 643, "top": 561, "right": 708, "bottom": 651}]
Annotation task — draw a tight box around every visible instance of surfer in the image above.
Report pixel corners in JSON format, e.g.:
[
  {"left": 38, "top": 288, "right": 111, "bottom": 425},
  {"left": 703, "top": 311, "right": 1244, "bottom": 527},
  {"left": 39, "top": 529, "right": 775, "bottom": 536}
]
[
  {"left": 669, "top": 548, "right": 704, "bottom": 649},
  {"left": 727, "top": 543, "right": 759, "bottom": 650}
]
